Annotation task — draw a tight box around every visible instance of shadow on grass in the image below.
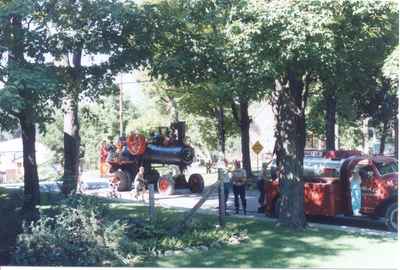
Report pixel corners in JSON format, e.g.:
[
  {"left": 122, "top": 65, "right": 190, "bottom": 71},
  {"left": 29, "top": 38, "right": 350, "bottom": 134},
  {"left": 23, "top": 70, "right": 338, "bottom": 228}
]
[
  {"left": 140, "top": 216, "right": 395, "bottom": 268},
  {"left": 1, "top": 191, "right": 395, "bottom": 268}
]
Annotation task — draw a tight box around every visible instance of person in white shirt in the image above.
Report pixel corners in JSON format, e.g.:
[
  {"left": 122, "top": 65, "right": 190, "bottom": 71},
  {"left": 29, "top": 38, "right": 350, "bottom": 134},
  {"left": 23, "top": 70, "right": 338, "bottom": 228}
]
[
  {"left": 231, "top": 161, "right": 247, "bottom": 215},
  {"left": 132, "top": 166, "right": 146, "bottom": 200},
  {"left": 217, "top": 159, "right": 231, "bottom": 214},
  {"left": 351, "top": 167, "right": 362, "bottom": 215}
]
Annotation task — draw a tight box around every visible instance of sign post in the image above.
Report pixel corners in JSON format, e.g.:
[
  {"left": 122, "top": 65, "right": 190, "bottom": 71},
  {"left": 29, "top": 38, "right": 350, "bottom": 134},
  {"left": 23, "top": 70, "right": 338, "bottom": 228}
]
[{"left": 252, "top": 141, "right": 264, "bottom": 172}]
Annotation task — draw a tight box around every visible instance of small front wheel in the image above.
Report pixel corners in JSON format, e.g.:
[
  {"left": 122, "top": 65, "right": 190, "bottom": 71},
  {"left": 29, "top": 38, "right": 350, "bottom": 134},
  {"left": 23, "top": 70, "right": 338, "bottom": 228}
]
[
  {"left": 385, "top": 202, "right": 398, "bottom": 232},
  {"left": 157, "top": 175, "right": 175, "bottom": 195}
]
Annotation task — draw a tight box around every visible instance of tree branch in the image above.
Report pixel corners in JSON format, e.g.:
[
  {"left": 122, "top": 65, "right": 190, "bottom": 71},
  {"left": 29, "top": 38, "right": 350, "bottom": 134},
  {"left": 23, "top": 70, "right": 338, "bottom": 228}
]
[{"left": 230, "top": 99, "right": 240, "bottom": 126}]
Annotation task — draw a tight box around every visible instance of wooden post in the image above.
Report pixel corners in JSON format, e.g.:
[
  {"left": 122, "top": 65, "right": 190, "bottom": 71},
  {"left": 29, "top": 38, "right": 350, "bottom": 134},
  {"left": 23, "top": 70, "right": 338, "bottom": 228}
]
[
  {"left": 171, "top": 181, "right": 220, "bottom": 235},
  {"left": 148, "top": 184, "right": 155, "bottom": 222},
  {"left": 218, "top": 168, "right": 225, "bottom": 227},
  {"left": 257, "top": 153, "right": 259, "bottom": 173}
]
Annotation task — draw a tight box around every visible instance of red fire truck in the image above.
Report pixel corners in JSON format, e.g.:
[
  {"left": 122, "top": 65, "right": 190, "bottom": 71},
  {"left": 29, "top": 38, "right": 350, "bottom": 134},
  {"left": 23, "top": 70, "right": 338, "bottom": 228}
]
[{"left": 264, "top": 151, "right": 398, "bottom": 231}]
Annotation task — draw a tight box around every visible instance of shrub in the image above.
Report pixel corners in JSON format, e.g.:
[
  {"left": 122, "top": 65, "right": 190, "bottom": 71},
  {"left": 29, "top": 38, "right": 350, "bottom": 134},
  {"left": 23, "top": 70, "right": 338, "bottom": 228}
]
[
  {"left": 123, "top": 215, "right": 245, "bottom": 254},
  {"left": 12, "top": 196, "right": 126, "bottom": 266},
  {"left": 0, "top": 190, "right": 21, "bottom": 265},
  {"left": 12, "top": 195, "right": 248, "bottom": 266}
]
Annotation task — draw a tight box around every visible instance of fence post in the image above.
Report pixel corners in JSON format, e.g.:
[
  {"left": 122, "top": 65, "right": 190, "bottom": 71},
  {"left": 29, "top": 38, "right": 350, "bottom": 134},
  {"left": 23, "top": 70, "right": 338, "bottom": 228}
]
[
  {"left": 148, "top": 184, "right": 155, "bottom": 222},
  {"left": 218, "top": 168, "right": 225, "bottom": 227}
]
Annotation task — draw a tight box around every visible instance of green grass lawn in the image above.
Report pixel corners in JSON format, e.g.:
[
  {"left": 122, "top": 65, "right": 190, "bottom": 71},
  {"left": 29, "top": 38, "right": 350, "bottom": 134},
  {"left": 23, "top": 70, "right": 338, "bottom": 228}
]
[
  {"left": 108, "top": 203, "right": 398, "bottom": 269},
  {"left": 1, "top": 187, "right": 398, "bottom": 268}
]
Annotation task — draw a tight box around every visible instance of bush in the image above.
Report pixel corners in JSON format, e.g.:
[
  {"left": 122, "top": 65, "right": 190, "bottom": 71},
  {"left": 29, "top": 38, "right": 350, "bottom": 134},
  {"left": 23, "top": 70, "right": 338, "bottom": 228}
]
[
  {"left": 12, "top": 196, "right": 127, "bottom": 266},
  {"left": 0, "top": 190, "right": 21, "bottom": 265},
  {"left": 12, "top": 195, "right": 248, "bottom": 266},
  {"left": 123, "top": 215, "right": 244, "bottom": 255}
]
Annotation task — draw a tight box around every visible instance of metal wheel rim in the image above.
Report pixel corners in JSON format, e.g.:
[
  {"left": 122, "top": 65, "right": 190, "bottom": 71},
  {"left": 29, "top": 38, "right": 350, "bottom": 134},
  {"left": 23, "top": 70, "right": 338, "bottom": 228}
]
[
  {"left": 390, "top": 207, "right": 398, "bottom": 230},
  {"left": 159, "top": 178, "right": 169, "bottom": 192},
  {"left": 112, "top": 175, "right": 121, "bottom": 184}
]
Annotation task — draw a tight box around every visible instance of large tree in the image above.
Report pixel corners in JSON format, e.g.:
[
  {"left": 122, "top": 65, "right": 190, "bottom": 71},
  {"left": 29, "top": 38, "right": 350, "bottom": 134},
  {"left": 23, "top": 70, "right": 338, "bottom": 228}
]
[
  {"left": 0, "top": 0, "right": 61, "bottom": 214},
  {"left": 144, "top": 0, "right": 267, "bottom": 175},
  {"left": 147, "top": 81, "right": 240, "bottom": 154},
  {"left": 44, "top": 0, "right": 152, "bottom": 194},
  {"left": 318, "top": 0, "right": 398, "bottom": 151},
  {"left": 254, "top": 0, "right": 336, "bottom": 229},
  {"left": 382, "top": 46, "right": 399, "bottom": 158},
  {"left": 254, "top": 0, "right": 398, "bottom": 229},
  {"left": 41, "top": 95, "right": 139, "bottom": 170}
]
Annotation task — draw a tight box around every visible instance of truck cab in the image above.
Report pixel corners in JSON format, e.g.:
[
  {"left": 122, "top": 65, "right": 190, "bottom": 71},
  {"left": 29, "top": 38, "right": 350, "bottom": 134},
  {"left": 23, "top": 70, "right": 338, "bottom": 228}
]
[{"left": 264, "top": 151, "right": 398, "bottom": 231}]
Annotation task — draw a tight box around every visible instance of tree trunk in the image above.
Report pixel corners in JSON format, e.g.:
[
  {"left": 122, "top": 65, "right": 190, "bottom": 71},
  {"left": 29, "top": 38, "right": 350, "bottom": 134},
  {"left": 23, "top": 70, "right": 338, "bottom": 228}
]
[
  {"left": 239, "top": 98, "right": 252, "bottom": 177},
  {"left": 62, "top": 50, "right": 82, "bottom": 195},
  {"left": 272, "top": 71, "right": 307, "bottom": 230},
  {"left": 63, "top": 95, "right": 81, "bottom": 195},
  {"left": 10, "top": 14, "right": 40, "bottom": 218},
  {"left": 324, "top": 90, "right": 336, "bottom": 151},
  {"left": 379, "top": 121, "right": 389, "bottom": 154},
  {"left": 215, "top": 105, "right": 226, "bottom": 154},
  {"left": 19, "top": 111, "right": 40, "bottom": 213},
  {"left": 170, "top": 96, "right": 179, "bottom": 122},
  {"left": 362, "top": 118, "right": 369, "bottom": 154},
  {"left": 395, "top": 116, "right": 398, "bottom": 159}
]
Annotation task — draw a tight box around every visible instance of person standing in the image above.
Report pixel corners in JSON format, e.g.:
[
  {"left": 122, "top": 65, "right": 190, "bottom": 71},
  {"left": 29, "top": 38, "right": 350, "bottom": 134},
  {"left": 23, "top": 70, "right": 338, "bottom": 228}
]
[
  {"left": 106, "top": 139, "right": 117, "bottom": 162},
  {"left": 132, "top": 166, "right": 146, "bottom": 200},
  {"left": 217, "top": 159, "right": 231, "bottom": 214},
  {"left": 257, "top": 163, "right": 270, "bottom": 213},
  {"left": 206, "top": 160, "right": 212, "bottom": 174},
  {"left": 99, "top": 140, "right": 108, "bottom": 177},
  {"left": 350, "top": 167, "right": 362, "bottom": 215},
  {"left": 231, "top": 160, "right": 247, "bottom": 215}
]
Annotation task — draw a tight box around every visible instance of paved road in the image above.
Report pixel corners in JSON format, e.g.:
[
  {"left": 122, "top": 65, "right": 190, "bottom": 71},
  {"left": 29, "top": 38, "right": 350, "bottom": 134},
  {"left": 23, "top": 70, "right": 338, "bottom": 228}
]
[
  {"left": 113, "top": 184, "right": 395, "bottom": 234},
  {"left": 78, "top": 169, "right": 395, "bottom": 233}
]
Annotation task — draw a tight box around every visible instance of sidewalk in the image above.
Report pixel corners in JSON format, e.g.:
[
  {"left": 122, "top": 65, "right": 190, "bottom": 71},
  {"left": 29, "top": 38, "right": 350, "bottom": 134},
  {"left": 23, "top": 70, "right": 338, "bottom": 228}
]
[{"left": 114, "top": 188, "right": 397, "bottom": 239}]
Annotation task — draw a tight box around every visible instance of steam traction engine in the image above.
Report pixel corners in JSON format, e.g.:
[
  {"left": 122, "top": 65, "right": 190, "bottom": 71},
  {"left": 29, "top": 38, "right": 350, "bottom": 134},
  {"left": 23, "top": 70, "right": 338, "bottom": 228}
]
[{"left": 107, "top": 121, "right": 204, "bottom": 195}]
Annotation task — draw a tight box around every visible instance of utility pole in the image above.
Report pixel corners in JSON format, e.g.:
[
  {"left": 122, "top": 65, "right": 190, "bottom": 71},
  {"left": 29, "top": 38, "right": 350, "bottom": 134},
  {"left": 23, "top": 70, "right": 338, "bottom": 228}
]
[{"left": 119, "top": 74, "right": 123, "bottom": 137}]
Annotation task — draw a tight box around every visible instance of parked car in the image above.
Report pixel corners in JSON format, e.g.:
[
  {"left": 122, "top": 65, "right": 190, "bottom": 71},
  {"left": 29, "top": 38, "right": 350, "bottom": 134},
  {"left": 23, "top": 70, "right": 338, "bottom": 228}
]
[
  {"left": 78, "top": 178, "right": 112, "bottom": 196},
  {"left": 39, "top": 181, "right": 62, "bottom": 193},
  {"left": 264, "top": 151, "right": 398, "bottom": 231}
]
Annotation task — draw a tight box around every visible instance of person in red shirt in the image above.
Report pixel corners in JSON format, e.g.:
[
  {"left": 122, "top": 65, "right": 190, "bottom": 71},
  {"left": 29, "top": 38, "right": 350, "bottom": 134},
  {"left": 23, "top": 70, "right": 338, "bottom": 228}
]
[{"left": 99, "top": 140, "right": 108, "bottom": 177}]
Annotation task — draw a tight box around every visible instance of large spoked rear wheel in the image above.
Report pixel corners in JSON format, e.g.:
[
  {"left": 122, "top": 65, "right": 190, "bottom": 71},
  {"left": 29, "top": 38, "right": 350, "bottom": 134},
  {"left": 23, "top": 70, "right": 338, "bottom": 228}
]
[
  {"left": 385, "top": 202, "right": 398, "bottom": 232},
  {"left": 146, "top": 169, "right": 160, "bottom": 191},
  {"left": 157, "top": 175, "right": 175, "bottom": 195},
  {"left": 273, "top": 197, "right": 281, "bottom": 218},
  {"left": 114, "top": 170, "right": 131, "bottom": 192},
  {"left": 188, "top": 173, "right": 204, "bottom": 193}
]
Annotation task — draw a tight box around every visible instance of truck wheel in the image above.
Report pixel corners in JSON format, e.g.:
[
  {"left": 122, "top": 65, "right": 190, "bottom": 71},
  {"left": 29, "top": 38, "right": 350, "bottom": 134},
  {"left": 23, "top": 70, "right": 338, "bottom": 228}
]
[
  {"left": 385, "top": 202, "right": 398, "bottom": 232},
  {"left": 273, "top": 197, "right": 281, "bottom": 218},
  {"left": 146, "top": 169, "right": 160, "bottom": 190},
  {"left": 114, "top": 171, "right": 131, "bottom": 192},
  {"left": 174, "top": 174, "right": 188, "bottom": 189},
  {"left": 158, "top": 175, "right": 175, "bottom": 195},
  {"left": 188, "top": 173, "right": 204, "bottom": 193}
]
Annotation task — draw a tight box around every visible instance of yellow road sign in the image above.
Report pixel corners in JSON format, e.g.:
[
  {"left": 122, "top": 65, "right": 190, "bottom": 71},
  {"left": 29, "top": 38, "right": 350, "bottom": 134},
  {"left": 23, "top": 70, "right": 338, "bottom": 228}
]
[{"left": 252, "top": 141, "right": 264, "bottom": 154}]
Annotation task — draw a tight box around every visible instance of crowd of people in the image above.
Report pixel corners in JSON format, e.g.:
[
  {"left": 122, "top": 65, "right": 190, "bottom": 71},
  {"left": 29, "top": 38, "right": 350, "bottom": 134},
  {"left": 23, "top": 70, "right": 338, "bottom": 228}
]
[{"left": 217, "top": 160, "right": 249, "bottom": 215}]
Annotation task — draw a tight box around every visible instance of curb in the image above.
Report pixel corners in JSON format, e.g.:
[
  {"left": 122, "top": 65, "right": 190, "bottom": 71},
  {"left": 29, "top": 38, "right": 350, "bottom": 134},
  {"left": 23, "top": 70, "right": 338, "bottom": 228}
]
[
  {"left": 160, "top": 204, "right": 398, "bottom": 239},
  {"left": 105, "top": 192, "right": 398, "bottom": 239}
]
